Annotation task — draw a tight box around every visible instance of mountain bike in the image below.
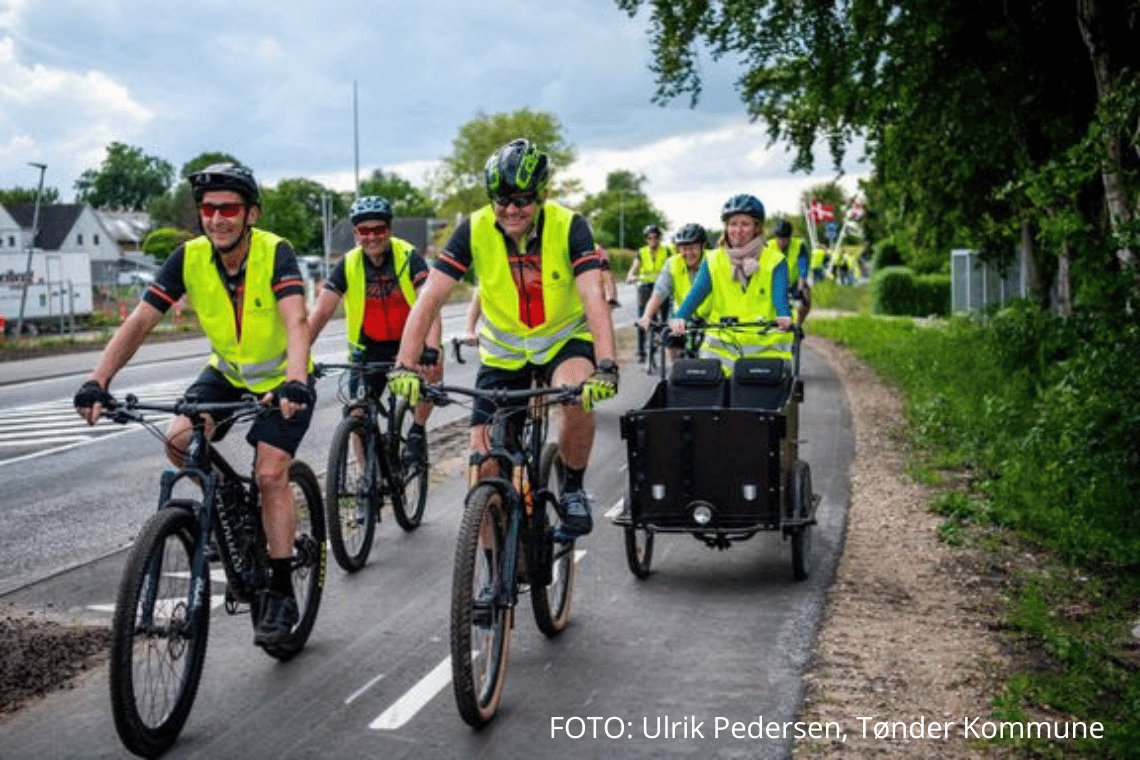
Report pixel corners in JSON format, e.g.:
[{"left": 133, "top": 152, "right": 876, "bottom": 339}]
[
  {"left": 419, "top": 368, "right": 584, "bottom": 728},
  {"left": 314, "top": 360, "right": 430, "bottom": 572},
  {"left": 101, "top": 393, "right": 325, "bottom": 758}
]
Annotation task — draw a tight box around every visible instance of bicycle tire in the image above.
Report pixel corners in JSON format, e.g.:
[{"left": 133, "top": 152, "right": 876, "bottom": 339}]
[
  {"left": 325, "top": 415, "right": 378, "bottom": 572},
  {"left": 530, "top": 443, "right": 576, "bottom": 636},
  {"left": 261, "top": 461, "right": 327, "bottom": 660},
  {"left": 451, "top": 483, "right": 511, "bottom": 728},
  {"left": 790, "top": 460, "right": 814, "bottom": 581},
  {"left": 391, "top": 399, "right": 428, "bottom": 531},
  {"left": 109, "top": 501, "right": 209, "bottom": 758}
]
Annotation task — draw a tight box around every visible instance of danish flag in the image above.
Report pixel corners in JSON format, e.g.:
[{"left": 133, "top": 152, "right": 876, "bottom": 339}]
[{"left": 806, "top": 198, "right": 834, "bottom": 223}]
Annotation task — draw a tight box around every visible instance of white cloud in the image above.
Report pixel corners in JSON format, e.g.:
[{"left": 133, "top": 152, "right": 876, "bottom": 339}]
[{"left": 0, "top": 35, "right": 152, "bottom": 190}]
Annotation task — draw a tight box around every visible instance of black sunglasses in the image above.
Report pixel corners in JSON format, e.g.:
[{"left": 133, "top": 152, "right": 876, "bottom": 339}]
[{"left": 494, "top": 193, "right": 538, "bottom": 208}]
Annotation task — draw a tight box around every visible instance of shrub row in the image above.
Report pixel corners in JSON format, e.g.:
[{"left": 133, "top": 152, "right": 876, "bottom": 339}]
[{"left": 871, "top": 266, "right": 950, "bottom": 317}]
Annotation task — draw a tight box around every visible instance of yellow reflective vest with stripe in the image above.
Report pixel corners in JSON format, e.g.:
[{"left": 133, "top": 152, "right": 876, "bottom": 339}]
[
  {"left": 700, "top": 246, "right": 794, "bottom": 372},
  {"left": 666, "top": 251, "right": 711, "bottom": 319},
  {"left": 636, "top": 244, "right": 672, "bottom": 283},
  {"left": 184, "top": 229, "right": 301, "bottom": 393},
  {"left": 342, "top": 238, "right": 417, "bottom": 356},
  {"left": 470, "top": 201, "right": 593, "bottom": 369}
]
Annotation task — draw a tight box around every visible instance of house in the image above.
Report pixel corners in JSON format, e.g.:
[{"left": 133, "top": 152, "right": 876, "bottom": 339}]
[{"left": 2, "top": 203, "right": 122, "bottom": 288}]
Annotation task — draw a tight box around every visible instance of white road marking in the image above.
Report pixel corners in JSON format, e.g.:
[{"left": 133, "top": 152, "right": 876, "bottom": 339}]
[{"left": 369, "top": 549, "right": 588, "bottom": 730}]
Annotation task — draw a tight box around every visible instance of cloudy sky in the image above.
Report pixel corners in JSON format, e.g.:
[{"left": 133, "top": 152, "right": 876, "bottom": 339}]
[{"left": 1, "top": 0, "right": 866, "bottom": 233}]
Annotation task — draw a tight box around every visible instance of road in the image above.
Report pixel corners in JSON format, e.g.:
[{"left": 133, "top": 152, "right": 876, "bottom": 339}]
[{"left": 0, "top": 285, "right": 853, "bottom": 759}]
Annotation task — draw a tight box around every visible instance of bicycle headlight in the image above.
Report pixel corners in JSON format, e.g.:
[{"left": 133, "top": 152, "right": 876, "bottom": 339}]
[{"left": 691, "top": 502, "right": 714, "bottom": 526}]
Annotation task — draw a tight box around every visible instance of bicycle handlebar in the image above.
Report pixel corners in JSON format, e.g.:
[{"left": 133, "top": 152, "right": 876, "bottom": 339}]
[
  {"left": 420, "top": 381, "right": 584, "bottom": 409},
  {"left": 100, "top": 393, "right": 268, "bottom": 425}
]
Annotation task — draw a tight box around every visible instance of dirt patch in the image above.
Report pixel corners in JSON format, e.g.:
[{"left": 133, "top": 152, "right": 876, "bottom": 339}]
[{"left": 0, "top": 605, "right": 112, "bottom": 716}]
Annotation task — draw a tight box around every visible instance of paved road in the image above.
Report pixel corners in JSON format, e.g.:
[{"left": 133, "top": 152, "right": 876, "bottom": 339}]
[{"left": 0, "top": 286, "right": 853, "bottom": 759}]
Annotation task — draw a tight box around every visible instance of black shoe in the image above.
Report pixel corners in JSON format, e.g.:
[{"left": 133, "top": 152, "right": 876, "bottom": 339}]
[
  {"left": 554, "top": 489, "right": 593, "bottom": 541},
  {"left": 254, "top": 590, "right": 298, "bottom": 647},
  {"left": 404, "top": 429, "right": 427, "bottom": 465}
]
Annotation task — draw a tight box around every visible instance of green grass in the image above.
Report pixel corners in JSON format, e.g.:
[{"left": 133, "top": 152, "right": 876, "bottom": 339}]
[{"left": 810, "top": 312, "right": 1140, "bottom": 756}]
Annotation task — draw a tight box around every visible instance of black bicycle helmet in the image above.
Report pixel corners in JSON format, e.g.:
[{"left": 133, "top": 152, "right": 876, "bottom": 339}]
[
  {"left": 189, "top": 162, "right": 260, "bottom": 206},
  {"left": 772, "top": 219, "right": 793, "bottom": 238},
  {"left": 484, "top": 138, "right": 550, "bottom": 199},
  {"left": 673, "top": 223, "right": 706, "bottom": 245},
  {"left": 350, "top": 195, "right": 394, "bottom": 225},
  {"left": 720, "top": 193, "right": 765, "bottom": 224}
]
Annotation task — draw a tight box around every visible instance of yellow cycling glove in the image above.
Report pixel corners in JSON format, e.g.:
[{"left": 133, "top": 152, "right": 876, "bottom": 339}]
[
  {"left": 581, "top": 359, "right": 619, "bottom": 411},
  {"left": 387, "top": 367, "right": 421, "bottom": 406}
]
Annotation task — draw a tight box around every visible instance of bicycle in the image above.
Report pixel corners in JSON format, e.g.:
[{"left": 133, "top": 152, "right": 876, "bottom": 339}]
[
  {"left": 101, "top": 393, "right": 325, "bottom": 758},
  {"left": 418, "top": 363, "right": 584, "bottom": 728},
  {"left": 314, "top": 360, "right": 431, "bottom": 572}
]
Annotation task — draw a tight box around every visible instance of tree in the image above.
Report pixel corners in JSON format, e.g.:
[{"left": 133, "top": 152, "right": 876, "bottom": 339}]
[
  {"left": 0, "top": 187, "right": 61, "bottom": 206},
  {"left": 258, "top": 178, "right": 348, "bottom": 257},
  {"left": 577, "top": 170, "right": 669, "bottom": 249},
  {"left": 617, "top": 0, "right": 1138, "bottom": 308},
  {"left": 432, "top": 108, "right": 577, "bottom": 218},
  {"left": 74, "top": 142, "right": 174, "bottom": 211},
  {"left": 359, "top": 169, "right": 435, "bottom": 217},
  {"left": 141, "top": 228, "right": 193, "bottom": 263}
]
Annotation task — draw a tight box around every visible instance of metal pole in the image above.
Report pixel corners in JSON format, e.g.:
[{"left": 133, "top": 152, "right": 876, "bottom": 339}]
[
  {"left": 618, "top": 189, "right": 625, "bottom": 250},
  {"left": 15, "top": 162, "right": 47, "bottom": 337},
  {"left": 353, "top": 80, "right": 360, "bottom": 198}
]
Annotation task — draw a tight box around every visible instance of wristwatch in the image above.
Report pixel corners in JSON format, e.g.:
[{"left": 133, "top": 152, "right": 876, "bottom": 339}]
[{"left": 597, "top": 358, "right": 618, "bottom": 375}]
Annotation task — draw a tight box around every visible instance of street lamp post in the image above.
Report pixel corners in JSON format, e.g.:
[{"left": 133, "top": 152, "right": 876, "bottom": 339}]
[{"left": 15, "top": 162, "right": 48, "bottom": 337}]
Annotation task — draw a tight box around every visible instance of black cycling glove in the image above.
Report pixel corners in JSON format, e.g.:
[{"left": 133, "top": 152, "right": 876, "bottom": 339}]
[
  {"left": 275, "top": 380, "right": 314, "bottom": 407},
  {"left": 419, "top": 347, "right": 440, "bottom": 367},
  {"left": 74, "top": 379, "right": 111, "bottom": 409}
]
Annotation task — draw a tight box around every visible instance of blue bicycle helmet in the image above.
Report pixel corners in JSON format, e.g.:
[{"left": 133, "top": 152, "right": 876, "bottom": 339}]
[
  {"left": 484, "top": 138, "right": 550, "bottom": 199},
  {"left": 189, "top": 163, "right": 260, "bottom": 206},
  {"left": 350, "top": 195, "right": 394, "bottom": 225},
  {"left": 772, "top": 219, "right": 793, "bottom": 238},
  {"left": 673, "top": 223, "right": 707, "bottom": 245},
  {"left": 720, "top": 193, "right": 765, "bottom": 224}
]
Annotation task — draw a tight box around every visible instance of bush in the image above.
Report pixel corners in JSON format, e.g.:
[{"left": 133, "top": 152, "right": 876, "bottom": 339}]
[
  {"left": 914, "top": 274, "right": 951, "bottom": 317},
  {"left": 873, "top": 240, "right": 906, "bottom": 270},
  {"left": 871, "top": 266, "right": 916, "bottom": 315}
]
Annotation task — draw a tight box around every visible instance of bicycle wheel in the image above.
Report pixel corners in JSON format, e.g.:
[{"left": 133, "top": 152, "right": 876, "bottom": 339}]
[
  {"left": 790, "top": 460, "right": 814, "bottom": 581},
  {"left": 451, "top": 483, "right": 511, "bottom": 728},
  {"left": 530, "top": 443, "right": 576, "bottom": 636},
  {"left": 325, "top": 414, "right": 378, "bottom": 572},
  {"left": 391, "top": 399, "right": 428, "bottom": 531},
  {"left": 262, "top": 461, "right": 327, "bottom": 661},
  {"left": 109, "top": 501, "right": 209, "bottom": 758}
]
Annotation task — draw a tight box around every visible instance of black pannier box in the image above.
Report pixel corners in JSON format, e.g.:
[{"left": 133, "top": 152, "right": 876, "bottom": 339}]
[
  {"left": 667, "top": 358, "right": 725, "bottom": 408},
  {"left": 731, "top": 357, "right": 791, "bottom": 410}
]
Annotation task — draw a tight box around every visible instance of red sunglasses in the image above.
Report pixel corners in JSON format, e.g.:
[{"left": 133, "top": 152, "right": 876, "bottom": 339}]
[
  {"left": 199, "top": 202, "right": 245, "bottom": 218},
  {"left": 355, "top": 223, "right": 389, "bottom": 236}
]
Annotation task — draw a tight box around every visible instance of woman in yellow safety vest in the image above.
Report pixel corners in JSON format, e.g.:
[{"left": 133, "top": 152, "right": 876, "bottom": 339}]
[{"left": 670, "top": 194, "right": 794, "bottom": 374}]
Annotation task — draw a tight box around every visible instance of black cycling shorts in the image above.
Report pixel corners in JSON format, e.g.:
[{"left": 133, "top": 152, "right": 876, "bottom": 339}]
[
  {"left": 184, "top": 366, "right": 315, "bottom": 457},
  {"left": 470, "top": 338, "right": 595, "bottom": 427}
]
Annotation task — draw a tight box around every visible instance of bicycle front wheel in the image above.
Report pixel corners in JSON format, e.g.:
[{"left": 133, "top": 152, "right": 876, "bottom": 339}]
[
  {"left": 450, "top": 483, "right": 511, "bottom": 728},
  {"left": 530, "top": 443, "right": 576, "bottom": 636},
  {"left": 391, "top": 400, "right": 428, "bottom": 531},
  {"left": 326, "top": 415, "right": 378, "bottom": 572},
  {"left": 109, "top": 501, "right": 209, "bottom": 758},
  {"left": 261, "top": 461, "right": 327, "bottom": 661}
]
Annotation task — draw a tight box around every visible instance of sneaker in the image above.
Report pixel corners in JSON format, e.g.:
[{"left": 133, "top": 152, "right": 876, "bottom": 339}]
[
  {"left": 554, "top": 489, "right": 593, "bottom": 541},
  {"left": 404, "top": 429, "right": 427, "bottom": 465},
  {"left": 254, "top": 590, "right": 298, "bottom": 647}
]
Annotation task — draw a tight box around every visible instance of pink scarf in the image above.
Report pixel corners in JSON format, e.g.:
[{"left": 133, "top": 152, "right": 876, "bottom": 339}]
[{"left": 726, "top": 235, "right": 765, "bottom": 288}]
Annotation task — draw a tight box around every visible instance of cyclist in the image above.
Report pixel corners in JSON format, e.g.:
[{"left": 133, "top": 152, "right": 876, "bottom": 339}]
[
  {"left": 626, "top": 223, "right": 672, "bottom": 362},
  {"left": 810, "top": 245, "right": 829, "bottom": 284},
  {"left": 307, "top": 195, "right": 441, "bottom": 461},
  {"left": 388, "top": 138, "right": 618, "bottom": 539},
  {"left": 637, "top": 223, "right": 709, "bottom": 359},
  {"left": 766, "top": 219, "right": 812, "bottom": 324},
  {"left": 670, "top": 193, "right": 793, "bottom": 373},
  {"left": 74, "top": 162, "right": 315, "bottom": 647}
]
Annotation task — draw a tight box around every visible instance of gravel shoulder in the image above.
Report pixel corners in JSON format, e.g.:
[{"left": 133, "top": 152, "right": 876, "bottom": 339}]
[{"left": 795, "top": 335, "right": 1009, "bottom": 758}]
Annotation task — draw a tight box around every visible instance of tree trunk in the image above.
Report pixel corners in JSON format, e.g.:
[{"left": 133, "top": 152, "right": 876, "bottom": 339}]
[
  {"left": 1056, "top": 241, "right": 1074, "bottom": 317},
  {"left": 1076, "top": 0, "right": 1136, "bottom": 268}
]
